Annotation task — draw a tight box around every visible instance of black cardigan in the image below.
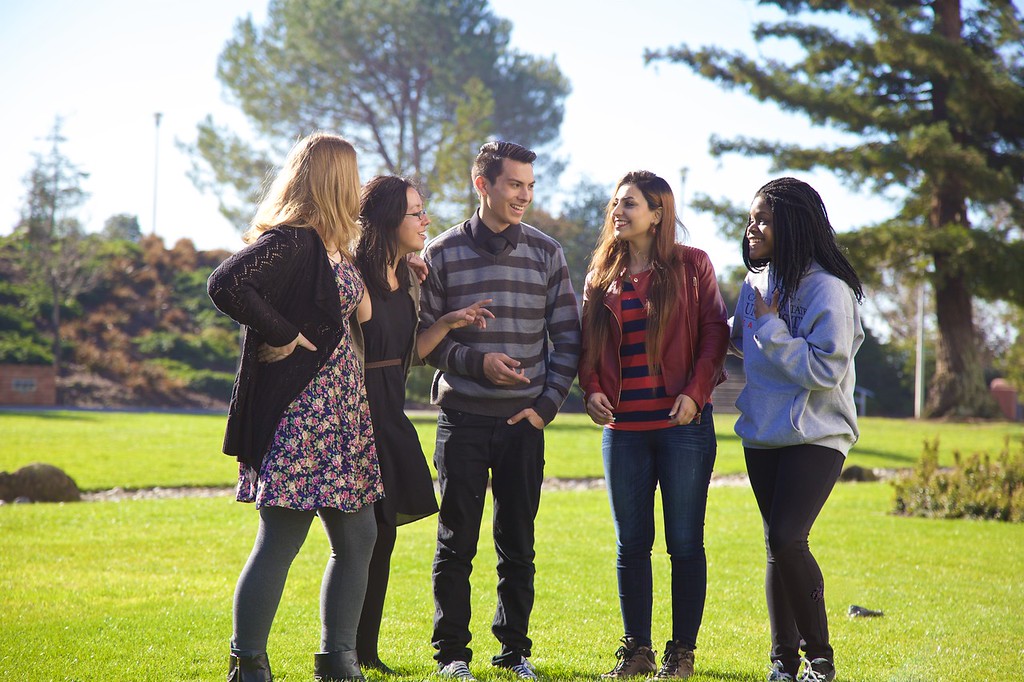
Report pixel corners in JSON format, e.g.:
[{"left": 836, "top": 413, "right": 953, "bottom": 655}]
[{"left": 208, "top": 226, "right": 359, "bottom": 469}]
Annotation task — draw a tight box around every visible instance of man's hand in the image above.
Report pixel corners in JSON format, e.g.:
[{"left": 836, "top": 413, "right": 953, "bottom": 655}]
[
  {"left": 406, "top": 253, "right": 428, "bottom": 283},
  {"left": 585, "top": 392, "right": 615, "bottom": 426},
  {"left": 482, "top": 352, "right": 531, "bottom": 386},
  {"left": 257, "top": 333, "right": 317, "bottom": 363},
  {"left": 507, "top": 407, "right": 545, "bottom": 429}
]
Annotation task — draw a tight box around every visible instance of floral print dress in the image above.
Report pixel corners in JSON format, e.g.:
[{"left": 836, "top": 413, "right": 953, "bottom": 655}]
[{"left": 236, "top": 258, "right": 383, "bottom": 511}]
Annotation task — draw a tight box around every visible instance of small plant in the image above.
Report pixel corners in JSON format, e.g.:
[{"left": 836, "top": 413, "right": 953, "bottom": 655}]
[{"left": 892, "top": 437, "right": 1024, "bottom": 522}]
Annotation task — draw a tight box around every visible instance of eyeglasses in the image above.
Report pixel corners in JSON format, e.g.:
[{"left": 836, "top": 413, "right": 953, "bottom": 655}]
[{"left": 406, "top": 209, "right": 428, "bottom": 219}]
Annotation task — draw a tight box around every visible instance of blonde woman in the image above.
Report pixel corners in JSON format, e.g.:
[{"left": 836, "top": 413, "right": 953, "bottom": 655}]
[{"left": 208, "top": 132, "right": 380, "bottom": 682}]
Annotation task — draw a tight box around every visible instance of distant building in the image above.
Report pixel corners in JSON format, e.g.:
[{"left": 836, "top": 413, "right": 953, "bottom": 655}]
[
  {"left": 990, "top": 378, "right": 1021, "bottom": 422},
  {"left": 0, "top": 365, "right": 56, "bottom": 406}
]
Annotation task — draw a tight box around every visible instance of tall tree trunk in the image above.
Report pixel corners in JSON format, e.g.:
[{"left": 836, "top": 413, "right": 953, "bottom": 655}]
[
  {"left": 926, "top": 255, "right": 992, "bottom": 416},
  {"left": 923, "top": 0, "right": 994, "bottom": 417},
  {"left": 50, "top": 274, "right": 62, "bottom": 404}
]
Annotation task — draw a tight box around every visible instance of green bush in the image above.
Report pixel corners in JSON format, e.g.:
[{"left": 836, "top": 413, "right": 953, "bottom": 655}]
[
  {"left": 892, "top": 437, "right": 1024, "bottom": 522},
  {"left": 134, "top": 329, "right": 238, "bottom": 372},
  {"left": 147, "top": 358, "right": 234, "bottom": 400},
  {"left": 0, "top": 332, "right": 53, "bottom": 364}
]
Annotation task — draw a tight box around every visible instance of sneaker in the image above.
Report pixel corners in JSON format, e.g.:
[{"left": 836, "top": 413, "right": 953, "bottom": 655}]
[
  {"left": 438, "top": 660, "right": 476, "bottom": 681},
  {"left": 767, "top": 660, "right": 795, "bottom": 681},
  {"left": 601, "top": 637, "right": 658, "bottom": 678},
  {"left": 797, "top": 658, "right": 835, "bottom": 682},
  {"left": 495, "top": 655, "right": 538, "bottom": 679},
  {"left": 651, "top": 641, "right": 694, "bottom": 679}
]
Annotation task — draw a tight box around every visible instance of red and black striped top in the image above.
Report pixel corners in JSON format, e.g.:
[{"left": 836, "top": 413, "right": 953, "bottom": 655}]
[{"left": 608, "top": 270, "right": 676, "bottom": 431}]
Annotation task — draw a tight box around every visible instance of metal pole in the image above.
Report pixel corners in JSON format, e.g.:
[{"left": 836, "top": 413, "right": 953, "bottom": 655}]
[
  {"left": 678, "top": 166, "right": 688, "bottom": 240},
  {"left": 914, "top": 281, "right": 925, "bottom": 418},
  {"left": 152, "top": 112, "right": 162, "bottom": 236}
]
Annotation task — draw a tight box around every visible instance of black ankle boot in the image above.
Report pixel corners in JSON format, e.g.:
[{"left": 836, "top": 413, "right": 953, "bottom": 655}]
[
  {"left": 359, "top": 656, "right": 396, "bottom": 676},
  {"left": 314, "top": 650, "right": 364, "bottom": 682},
  {"left": 227, "top": 652, "right": 273, "bottom": 682}
]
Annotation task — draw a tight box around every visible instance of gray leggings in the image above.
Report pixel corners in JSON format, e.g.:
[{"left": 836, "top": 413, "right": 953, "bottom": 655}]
[{"left": 231, "top": 504, "right": 377, "bottom": 654}]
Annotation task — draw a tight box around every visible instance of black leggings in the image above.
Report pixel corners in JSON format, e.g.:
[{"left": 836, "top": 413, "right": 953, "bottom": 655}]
[
  {"left": 745, "top": 444, "right": 843, "bottom": 674},
  {"left": 231, "top": 504, "right": 376, "bottom": 655},
  {"left": 356, "top": 513, "right": 398, "bottom": 661}
]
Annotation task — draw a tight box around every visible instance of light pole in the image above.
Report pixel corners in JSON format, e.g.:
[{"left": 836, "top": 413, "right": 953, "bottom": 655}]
[
  {"left": 678, "top": 166, "right": 689, "bottom": 240},
  {"left": 152, "top": 112, "right": 162, "bottom": 236},
  {"left": 914, "top": 280, "right": 926, "bottom": 419}
]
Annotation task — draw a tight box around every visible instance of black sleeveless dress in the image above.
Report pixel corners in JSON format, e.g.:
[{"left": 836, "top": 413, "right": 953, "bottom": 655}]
[{"left": 361, "top": 286, "right": 439, "bottom": 526}]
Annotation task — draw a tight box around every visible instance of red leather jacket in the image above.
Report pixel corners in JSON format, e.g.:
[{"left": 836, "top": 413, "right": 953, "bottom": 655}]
[{"left": 579, "top": 245, "right": 729, "bottom": 410}]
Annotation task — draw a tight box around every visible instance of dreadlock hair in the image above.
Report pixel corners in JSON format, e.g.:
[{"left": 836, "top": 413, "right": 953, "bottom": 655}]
[
  {"left": 355, "top": 175, "right": 415, "bottom": 298},
  {"left": 581, "top": 170, "right": 684, "bottom": 376},
  {"left": 744, "top": 177, "right": 863, "bottom": 311}
]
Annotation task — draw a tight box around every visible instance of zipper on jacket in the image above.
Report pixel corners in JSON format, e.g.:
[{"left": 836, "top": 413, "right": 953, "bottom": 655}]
[
  {"left": 605, "top": 296, "right": 624, "bottom": 408},
  {"left": 689, "top": 275, "right": 698, "bottom": 370}
]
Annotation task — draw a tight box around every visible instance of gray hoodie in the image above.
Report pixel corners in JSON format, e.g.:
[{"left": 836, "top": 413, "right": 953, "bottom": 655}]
[{"left": 730, "top": 262, "right": 864, "bottom": 456}]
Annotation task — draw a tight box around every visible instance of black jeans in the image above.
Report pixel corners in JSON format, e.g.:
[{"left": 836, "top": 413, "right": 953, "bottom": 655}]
[
  {"left": 431, "top": 408, "right": 545, "bottom": 666},
  {"left": 745, "top": 444, "right": 844, "bottom": 675}
]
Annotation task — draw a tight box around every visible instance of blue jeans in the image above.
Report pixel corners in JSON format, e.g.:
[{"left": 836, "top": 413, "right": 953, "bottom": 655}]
[{"left": 602, "top": 404, "right": 716, "bottom": 650}]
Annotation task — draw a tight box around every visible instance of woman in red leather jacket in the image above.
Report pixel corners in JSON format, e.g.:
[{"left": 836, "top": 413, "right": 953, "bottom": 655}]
[{"left": 579, "top": 170, "right": 729, "bottom": 680}]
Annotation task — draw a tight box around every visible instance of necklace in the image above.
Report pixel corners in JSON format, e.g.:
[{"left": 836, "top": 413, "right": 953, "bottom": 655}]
[{"left": 628, "top": 249, "right": 651, "bottom": 275}]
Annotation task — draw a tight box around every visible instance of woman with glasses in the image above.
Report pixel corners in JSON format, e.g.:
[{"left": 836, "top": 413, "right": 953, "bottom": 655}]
[{"left": 353, "top": 175, "right": 493, "bottom": 674}]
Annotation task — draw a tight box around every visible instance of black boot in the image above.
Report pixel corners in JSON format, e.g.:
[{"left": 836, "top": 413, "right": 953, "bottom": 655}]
[
  {"left": 227, "top": 652, "right": 273, "bottom": 682},
  {"left": 314, "top": 650, "right": 364, "bottom": 682},
  {"left": 359, "top": 656, "right": 396, "bottom": 676}
]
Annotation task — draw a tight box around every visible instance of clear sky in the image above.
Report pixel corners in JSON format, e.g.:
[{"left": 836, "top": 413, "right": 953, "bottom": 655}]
[{"left": 2, "top": 0, "right": 984, "bottom": 274}]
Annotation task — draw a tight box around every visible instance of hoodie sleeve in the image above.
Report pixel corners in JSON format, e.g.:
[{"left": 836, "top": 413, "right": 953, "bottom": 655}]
[{"left": 752, "top": 275, "right": 858, "bottom": 391}]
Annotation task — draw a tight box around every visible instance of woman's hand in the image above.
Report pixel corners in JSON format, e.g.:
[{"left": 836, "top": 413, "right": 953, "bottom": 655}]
[
  {"left": 257, "top": 333, "right": 317, "bottom": 363},
  {"left": 586, "top": 392, "right": 615, "bottom": 426},
  {"left": 753, "top": 287, "right": 779, "bottom": 319},
  {"left": 668, "top": 394, "right": 699, "bottom": 426},
  {"left": 440, "top": 298, "right": 494, "bottom": 330}
]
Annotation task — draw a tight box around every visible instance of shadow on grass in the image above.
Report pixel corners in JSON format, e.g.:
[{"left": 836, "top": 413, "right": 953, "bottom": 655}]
[
  {"left": 847, "top": 446, "right": 919, "bottom": 465},
  {"left": 0, "top": 409, "right": 101, "bottom": 422}
]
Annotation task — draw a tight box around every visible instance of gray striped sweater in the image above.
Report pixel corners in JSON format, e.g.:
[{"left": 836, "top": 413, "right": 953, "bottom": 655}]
[{"left": 419, "top": 218, "right": 582, "bottom": 423}]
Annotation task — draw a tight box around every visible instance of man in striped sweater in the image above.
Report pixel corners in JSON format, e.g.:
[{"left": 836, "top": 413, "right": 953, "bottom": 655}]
[{"left": 420, "top": 141, "right": 582, "bottom": 680}]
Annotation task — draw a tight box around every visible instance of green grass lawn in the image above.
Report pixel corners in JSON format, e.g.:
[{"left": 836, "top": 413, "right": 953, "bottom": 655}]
[
  {"left": 1, "top": 409, "right": 1022, "bottom": 490},
  {"left": 1, "top": 483, "right": 1022, "bottom": 680}
]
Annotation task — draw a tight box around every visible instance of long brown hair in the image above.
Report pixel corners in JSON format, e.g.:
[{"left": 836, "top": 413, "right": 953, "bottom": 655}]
[
  {"left": 356, "top": 175, "right": 415, "bottom": 298},
  {"left": 581, "top": 170, "right": 682, "bottom": 375},
  {"left": 244, "top": 132, "right": 361, "bottom": 257}
]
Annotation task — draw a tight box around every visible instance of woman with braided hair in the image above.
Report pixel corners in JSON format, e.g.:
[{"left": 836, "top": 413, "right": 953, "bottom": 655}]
[{"left": 730, "top": 177, "right": 864, "bottom": 682}]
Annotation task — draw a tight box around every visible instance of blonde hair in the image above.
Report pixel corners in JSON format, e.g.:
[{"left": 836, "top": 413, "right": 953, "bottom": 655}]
[{"left": 244, "top": 132, "right": 362, "bottom": 256}]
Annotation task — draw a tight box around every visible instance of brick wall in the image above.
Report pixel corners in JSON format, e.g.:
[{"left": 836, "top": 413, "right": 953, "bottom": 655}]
[{"left": 0, "top": 365, "right": 57, "bottom": 406}]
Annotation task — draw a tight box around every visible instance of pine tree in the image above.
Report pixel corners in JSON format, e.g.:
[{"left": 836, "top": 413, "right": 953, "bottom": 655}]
[
  {"left": 648, "top": 0, "right": 1024, "bottom": 417},
  {"left": 13, "top": 118, "right": 100, "bottom": 389}
]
